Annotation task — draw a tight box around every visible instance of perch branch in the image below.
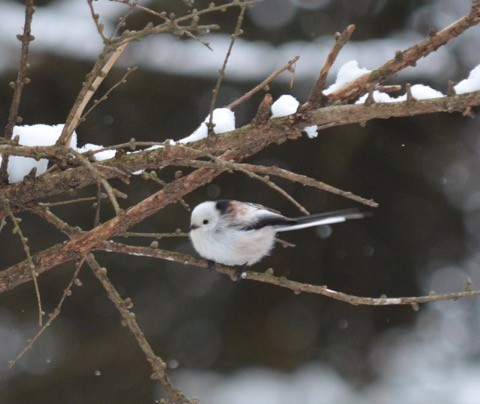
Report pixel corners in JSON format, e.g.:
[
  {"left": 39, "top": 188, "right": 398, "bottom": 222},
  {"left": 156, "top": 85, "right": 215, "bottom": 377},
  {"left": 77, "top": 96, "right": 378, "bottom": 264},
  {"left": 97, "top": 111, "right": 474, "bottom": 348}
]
[{"left": 100, "top": 242, "right": 480, "bottom": 307}]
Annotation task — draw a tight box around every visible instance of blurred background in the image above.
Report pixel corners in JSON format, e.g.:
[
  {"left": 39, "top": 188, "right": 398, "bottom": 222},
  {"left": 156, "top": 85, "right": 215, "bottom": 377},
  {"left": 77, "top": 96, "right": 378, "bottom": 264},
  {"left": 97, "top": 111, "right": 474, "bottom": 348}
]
[{"left": 1, "top": 0, "right": 480, "bottom": 402}]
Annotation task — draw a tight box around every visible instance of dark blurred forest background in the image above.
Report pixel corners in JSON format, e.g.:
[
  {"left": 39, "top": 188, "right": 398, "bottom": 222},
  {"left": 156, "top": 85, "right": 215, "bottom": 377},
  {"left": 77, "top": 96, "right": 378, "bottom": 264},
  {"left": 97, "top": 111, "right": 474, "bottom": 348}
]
[{"left": 1, "top": 0, "right": 480, "bottom": 402}]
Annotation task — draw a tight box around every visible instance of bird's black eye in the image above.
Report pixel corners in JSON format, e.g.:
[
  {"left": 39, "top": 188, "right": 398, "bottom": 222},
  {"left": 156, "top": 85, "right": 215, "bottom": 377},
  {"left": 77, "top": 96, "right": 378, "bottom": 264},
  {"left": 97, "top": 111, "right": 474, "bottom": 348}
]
[{"left": 203, "top": 219, "right": 209, "bottom": 225}]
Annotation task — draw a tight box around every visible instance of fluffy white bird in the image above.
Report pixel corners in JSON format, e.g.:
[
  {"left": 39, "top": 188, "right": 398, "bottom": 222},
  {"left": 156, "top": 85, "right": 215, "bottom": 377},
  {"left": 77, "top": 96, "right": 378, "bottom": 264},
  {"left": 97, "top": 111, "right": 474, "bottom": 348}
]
[{"left": 190, "top": 200, "right": 368, "bottom": 280}]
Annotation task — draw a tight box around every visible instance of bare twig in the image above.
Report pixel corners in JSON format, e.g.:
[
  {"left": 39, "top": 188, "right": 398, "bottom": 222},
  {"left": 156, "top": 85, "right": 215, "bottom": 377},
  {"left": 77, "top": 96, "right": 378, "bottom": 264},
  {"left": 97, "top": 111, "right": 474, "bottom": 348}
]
[
  {"left": 307, "top": 24, "right": 356, "bottom": 108},
  {"left": 227, "top": 56, "right": 300, "bottom": 110},
  {"left": 1, "top": 0, "right": 36, "bottom": 183},
  {"left": 123, "top": 231, "right": 188, "bottom": 239},
  {"left": 81, "top": 67, "right": 138, "bottom": 121},
  {"left": 94, "top": 185, "right": 103, "bottom": 227},
  {"left": 142, "top": 171, "right": 190, "bottom": 211},
  {"left": 9, "top": 258, "right": 85, "bottom": 368},
  {"left": 69, "top": 149, "right": 123, "bottom": 216},
  {"left": 86, "top": 254, "right": 195, "bottom": 403},
  {"left": 207, "top": 3, "right": 247, "bottom": 134},
  {"left": 87, "top": 0, "right": 109, "bottom": 42},
  {"left": 28, "top": 204, "right": 80, "bottom": 236},
  {"left": 0, "top": 196, "right": 43, "bottom": 326},
  {"left": 39, "top": 197, "right": 97, "bottom": 207},
  {"left": 178, "top": 158, "right": 378, "bottom": 207},
  {"left": 56, "top": 42, "right": 129, "bottom": 146}
]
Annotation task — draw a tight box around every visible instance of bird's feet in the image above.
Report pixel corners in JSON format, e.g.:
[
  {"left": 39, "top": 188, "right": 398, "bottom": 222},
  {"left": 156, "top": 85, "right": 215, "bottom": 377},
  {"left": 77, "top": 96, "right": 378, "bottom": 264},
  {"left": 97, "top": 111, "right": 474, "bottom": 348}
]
[
  {"left": 207, "top": 260, "right": 216, "bottom": 271},
  {"left": 233, "top": 264, "right": 248, "bottom": 282}
]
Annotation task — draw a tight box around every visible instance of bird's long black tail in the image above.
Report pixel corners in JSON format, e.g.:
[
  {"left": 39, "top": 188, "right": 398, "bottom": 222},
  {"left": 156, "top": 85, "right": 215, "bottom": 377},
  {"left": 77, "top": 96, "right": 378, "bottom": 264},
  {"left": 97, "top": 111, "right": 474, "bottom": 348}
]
[{"left": 275, "top": 208, "right": 368, "bottom": 232}]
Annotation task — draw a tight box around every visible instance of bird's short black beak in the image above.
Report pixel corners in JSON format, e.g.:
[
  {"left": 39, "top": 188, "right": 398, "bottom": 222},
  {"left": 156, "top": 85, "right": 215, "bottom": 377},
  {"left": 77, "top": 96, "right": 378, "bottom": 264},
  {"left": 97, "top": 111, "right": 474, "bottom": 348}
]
[{"left": 190, "top": 224, "right": 199, "bottom": 230}]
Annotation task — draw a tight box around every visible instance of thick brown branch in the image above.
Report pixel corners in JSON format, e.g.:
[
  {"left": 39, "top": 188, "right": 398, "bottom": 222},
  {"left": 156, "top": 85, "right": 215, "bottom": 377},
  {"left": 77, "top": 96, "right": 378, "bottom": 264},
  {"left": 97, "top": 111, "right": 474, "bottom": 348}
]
[
  {"left": 307, "top": 91, "right": 480, "bottom": 130},
  {"left": 0, "top": 167, "right": 221, "bottom": 293},
  {"left": 2, "top": 91, "right": 480, "bottom": 218}
]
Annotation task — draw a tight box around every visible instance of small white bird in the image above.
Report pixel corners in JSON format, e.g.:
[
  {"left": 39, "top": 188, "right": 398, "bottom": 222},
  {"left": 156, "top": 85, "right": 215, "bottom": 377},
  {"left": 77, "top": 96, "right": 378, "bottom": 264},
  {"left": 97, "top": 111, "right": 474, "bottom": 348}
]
[{"left": 190, "top": 200, "right": 368, "bottom": 280}]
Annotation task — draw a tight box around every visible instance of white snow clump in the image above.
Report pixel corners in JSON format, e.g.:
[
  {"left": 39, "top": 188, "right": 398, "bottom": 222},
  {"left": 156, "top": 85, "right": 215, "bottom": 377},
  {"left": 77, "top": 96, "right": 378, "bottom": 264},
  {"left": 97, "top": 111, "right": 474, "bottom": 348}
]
[
  {"left": 271, "top": 95, "right": 300, "bottom": 118},
  {"left": 0, "top": 124, "right": 77, "bottom": 183},
  {"left": 178, "top": 108, "right": 235, "bottom": 144}
]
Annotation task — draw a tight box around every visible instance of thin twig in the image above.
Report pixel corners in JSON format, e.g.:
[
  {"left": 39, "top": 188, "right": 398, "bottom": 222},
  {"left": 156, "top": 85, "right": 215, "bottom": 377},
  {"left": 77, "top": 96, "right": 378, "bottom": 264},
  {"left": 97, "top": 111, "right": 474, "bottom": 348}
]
[
  {"left": 87, "top": 0, "right": 109, "bottom": 42},
  {"left": 39, "top": 197, "right": 97, "bottom": 207},
  {"left": 1, "top": 0, "right": 36, "bottom": 183},
  {"left": 123, "top": 231, "right": 188, "bottom": 239},
  {"left": 234, "top": 166, "right": 310, "bottom": 214},
  {"left": 28, "top": 204, "right": 80, "bottom": 236},
  {"left": 142, "top": 171, "right": 191, "bottom": 211},
  {"left": 69, "top": 149, "right": 123, "bottom": 216},
  {"left": 207, "top": 3, "right": 247, "bottom": 134},
  {"left": 307, "top": 24, "right": 356, "bottom": 108},
  {"left": 175, "top": 156, "right": 378, "bottom": 208},
  {"left": 111, "top": 0, "right": 137, "bottom": 38},
  {"left": 0, "top": 196, "right": 43, "bottom": 326},
  {"left": 81, "top": 67, "right": 138, "bottom": 121},
  {"left": 227, "top": 56, "right": 300, "bottom": 110},
  {"left": 86, "top": 254, "right": 195, "bottom": 403},
  {"left": 94, "top": 185, "right": 103, "bottom": 227},
  {"left": 56, "top": 42, "right": 129, "bottom": 147},
  {"left": 251, "top": 93, "right": 273, "bottom": 126},
  {"left": 9, "top": 258, "right": 85, "bottom": 368}
]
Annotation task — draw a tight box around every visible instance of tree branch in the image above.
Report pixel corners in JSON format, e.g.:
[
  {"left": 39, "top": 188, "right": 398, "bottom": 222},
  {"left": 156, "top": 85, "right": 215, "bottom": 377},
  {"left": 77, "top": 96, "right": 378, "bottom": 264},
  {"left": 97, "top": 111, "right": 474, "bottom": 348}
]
[
  {"left": 87, "top": 254, "right": 195, "bottom": 403},
  {"left": 327, "top": 4, "right": 480, "bottom": 103},
  {"left": 1, "top": 0, "right": 36, "bottom": 183},
  {"left": 307, "top": 24, "right": 356, "bottom": 108},
  {"left": 2, "top": 90, "right": 479, "bottom": 219},
  {"left": 99, "top": 242, "right": 480, "bottom": 307}
]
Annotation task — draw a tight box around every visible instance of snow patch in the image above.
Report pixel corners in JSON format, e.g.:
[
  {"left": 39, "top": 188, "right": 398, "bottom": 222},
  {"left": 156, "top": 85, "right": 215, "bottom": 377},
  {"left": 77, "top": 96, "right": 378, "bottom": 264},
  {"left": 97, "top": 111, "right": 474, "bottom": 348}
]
[
  {"left": 0, "top": 124, "right": 77, "bottom": 183},
  {"left": 271, "top": 95, "right": 299, "bottom": 118},
  {"left": 454, "top": 64, "right": 480, "bottom": 94},
  {"left": 178, "top": 108, "right": 235, "bottom": 144},
  {"left": 323, "top": 61, "right": 371, "bottom": 95}
]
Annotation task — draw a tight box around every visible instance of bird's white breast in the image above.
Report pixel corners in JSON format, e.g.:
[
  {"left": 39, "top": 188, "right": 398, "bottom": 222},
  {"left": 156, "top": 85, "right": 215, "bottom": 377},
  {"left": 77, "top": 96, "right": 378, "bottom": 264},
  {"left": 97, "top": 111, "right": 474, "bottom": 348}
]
[{"left": 190, "top": 226, "right": 276, "bottom": 266}]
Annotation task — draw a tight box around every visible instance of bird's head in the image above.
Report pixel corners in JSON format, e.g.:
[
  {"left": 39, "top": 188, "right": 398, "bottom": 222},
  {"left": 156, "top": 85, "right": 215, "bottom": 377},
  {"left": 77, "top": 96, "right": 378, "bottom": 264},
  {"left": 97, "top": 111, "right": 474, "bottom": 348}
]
[{"left": 190, "top": 201, "right": 221, "bottom": 234}]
